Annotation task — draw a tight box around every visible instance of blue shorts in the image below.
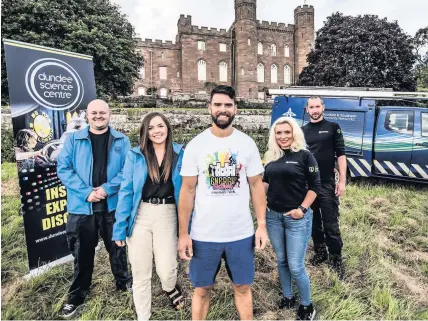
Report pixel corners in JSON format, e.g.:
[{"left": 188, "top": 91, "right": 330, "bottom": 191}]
[{"left": 189, "top": 235, "right": 255, "bottom": 288}]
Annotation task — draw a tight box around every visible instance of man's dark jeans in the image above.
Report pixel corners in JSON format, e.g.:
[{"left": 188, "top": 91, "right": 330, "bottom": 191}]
[{"left": 66, "top": 211, "right": 129, "bottom": 305}]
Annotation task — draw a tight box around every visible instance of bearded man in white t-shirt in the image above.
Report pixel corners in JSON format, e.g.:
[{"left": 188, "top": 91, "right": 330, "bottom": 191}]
[{"left": 178, "top": 85, "right": 269, "bottom": 320}]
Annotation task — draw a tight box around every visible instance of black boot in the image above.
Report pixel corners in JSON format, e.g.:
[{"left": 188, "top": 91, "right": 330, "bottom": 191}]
[
  {"left": 329, "top": 254, "right": 345, "bottom": 280},
  {"left": 279, "top": 296, "right": 296, "bottom": 309},
  {"left": 310, "top": 244, "right": 328, "bottom": 266},
  {"left": 296, "top": 303, "right": 316, "bottom": 320}
]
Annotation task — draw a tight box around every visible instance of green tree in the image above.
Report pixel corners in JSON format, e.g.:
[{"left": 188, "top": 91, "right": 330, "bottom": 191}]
[
  {"left": 414, "top": 27, "right": 428, "bottom": 91},
  {"left": 298, "top": 13, "right": 416, "bottom": 91},
  {"left": 1, "top": 0, "right": 143, "bottom": 104}
]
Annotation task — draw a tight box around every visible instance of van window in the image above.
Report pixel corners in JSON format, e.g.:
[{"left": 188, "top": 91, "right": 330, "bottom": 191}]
[
  {"left": 384, "top": 110, "right": 414, "bottom": 135},
  {"left": 422, "top": 113, "right": 428, "bottom": 137}
]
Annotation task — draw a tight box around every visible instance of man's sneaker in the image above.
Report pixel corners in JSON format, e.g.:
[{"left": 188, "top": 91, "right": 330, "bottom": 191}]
[
  {"left": 60, "top": 303, "right": 81, "bottom": 318},
  {"left": 310, "top": 245, "right": 328, "bottom": 266},
  {"left": 296, "top": 303, "right": 316, "bottom": 320},
  {"left": 329, "top": 254, "right": 345, "bottom": 280},
  {"left": 279, "top": 296, "right": 296, "bottom": 309}
]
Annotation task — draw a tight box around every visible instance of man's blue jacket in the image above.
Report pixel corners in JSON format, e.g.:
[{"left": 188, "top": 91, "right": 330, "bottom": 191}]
[{"left": 57, "top": 126, "right": 131, "bottom": 215}]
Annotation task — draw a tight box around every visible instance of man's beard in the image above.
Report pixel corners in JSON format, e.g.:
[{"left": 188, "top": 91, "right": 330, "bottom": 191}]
[
  {"left": 211, "top": 113, "right": 235, "bottom": 129},
  {"left": 309, "top": 112, "right": 323, "bottom": 121}
]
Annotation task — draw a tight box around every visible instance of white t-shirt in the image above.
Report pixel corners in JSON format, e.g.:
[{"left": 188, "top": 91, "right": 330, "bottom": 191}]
[{"left": 180, "top": 128, "right": 264, "bottom": 242}]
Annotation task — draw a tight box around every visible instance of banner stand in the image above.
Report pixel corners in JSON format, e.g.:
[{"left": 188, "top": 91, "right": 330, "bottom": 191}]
[
  {"left": 3, "top": 39, "right": 97, "bottom": 275},
  {"left": 23, "top": 242, "right": 102, "bottom": 280},
  {"left": 24, "top": 254, "right": 74, "bottom": 280}
]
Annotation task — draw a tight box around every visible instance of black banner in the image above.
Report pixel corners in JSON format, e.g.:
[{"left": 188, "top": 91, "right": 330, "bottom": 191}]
[{"left": 3, "top": 39, "right": 96, "bottom": 273}]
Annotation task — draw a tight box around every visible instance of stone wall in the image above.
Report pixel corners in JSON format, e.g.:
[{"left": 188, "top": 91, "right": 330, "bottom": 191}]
[
  {"left": 179, "top": 33, "right": 232, "bottom": 93},
  {"left": 294, "top": 5, "right": 315, "bottom": 79},
  {"left": 256, "top": 26, "right": 295, "bottom": 86},
  {"left": 1, "top": 109, "right": 271, "bottom": 133},
  {"left": 134, "top": 42, "right": 181, "bottom": 95}
]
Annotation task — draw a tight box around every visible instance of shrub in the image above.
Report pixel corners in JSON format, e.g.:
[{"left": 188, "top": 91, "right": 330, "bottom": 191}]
[{"left": 1, "top": 126, "right": 15, "bottom": 163}]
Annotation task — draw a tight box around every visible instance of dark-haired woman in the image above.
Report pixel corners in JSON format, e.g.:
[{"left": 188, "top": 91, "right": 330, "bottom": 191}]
[{"left": 113, "top": 112, "right": 184, "bottom": 320}]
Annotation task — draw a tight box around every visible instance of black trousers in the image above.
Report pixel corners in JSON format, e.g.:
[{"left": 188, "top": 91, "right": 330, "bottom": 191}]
[
  {"left": 311, "top": 182, "right": 343, "bottom": 255},
  {"left": 66, "top": 211, "right": 129, "bottom": 305}
]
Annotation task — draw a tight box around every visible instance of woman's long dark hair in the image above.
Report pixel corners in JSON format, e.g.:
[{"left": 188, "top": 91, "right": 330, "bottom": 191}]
[{"left": 139, "top": 112, "right": 173, "bottom": 183}]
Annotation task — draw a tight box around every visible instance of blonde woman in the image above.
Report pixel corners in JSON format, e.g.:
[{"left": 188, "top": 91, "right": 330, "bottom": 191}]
[{"left": 263, "top": 117, "right": 320, "bottom": 321}]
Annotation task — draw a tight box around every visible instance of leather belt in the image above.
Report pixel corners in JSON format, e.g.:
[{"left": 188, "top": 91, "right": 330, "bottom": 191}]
[{"left": 142, "top": 197, "right": 175, "bottom": 205}]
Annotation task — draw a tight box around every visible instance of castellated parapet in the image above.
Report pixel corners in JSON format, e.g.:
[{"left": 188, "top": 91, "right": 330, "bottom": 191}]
[
  {"left": 294, "top": 4, "right": 314, "bottom": 16},
  {"left": 189, "top": 26, "right": 229, "bottom": 37},
  {"left": 256, "top": 20, "right": 294, "bottom": 33},
  {"left": 136, "top": 38, "right": 178, "bottom": 49}
]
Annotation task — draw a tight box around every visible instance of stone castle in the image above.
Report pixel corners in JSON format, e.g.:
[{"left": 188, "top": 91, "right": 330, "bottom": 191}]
[{"left": 133, "top": 0, "right": 314, "bottom": 99}]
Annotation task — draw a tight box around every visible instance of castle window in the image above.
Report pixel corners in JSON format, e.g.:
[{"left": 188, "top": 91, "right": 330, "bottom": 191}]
[
  {"left": 198, "top": 41, "right": 206, "bottom": 51},
  {"left": 271, "top": 44, "right": 277, "bottom": 56},
  {"left": 159, "top": 66, "right": 167, "bottom": 80},
  {"left": 248, "top": 38, "right": 251, "bottom": 46},
  {"left": 139, "top": 66, "right": 145, "bottom": 79},
  {"left": 249, "top": 88, "right": 252, "bottom": 98},
  {"left": 257, "top": 63, "right": 264, "bottom": 83},
  {"left": 137, "top": 87, "right": 146, "bottom": 96},
  {"left": 219, "top": 61, "right": 227, "bottom": 82},
  {"left": 258, "top": 42, "right": 263, "bottom": 55},
  {"left": 177, "top": 71, "right": 180, "bottom": 77},
  {"left": 271, "top": 64, "right": 278, "bottom": 83},
  {"left": 284, "top": 45, "right": 290, "bottom": 57},
  {"left": 284, "top": 65, "right": 291, "bottom": 84},
  {"left": 159, "top": 87, "right": 168, "bottom": 98},
  {"left": 197, "top": 59, "right": 206, "bottom": 81},
  {"left": 161, "top": 52, "right": 165, "bottom": 60},
  {"left": 241, "top": 67, "right": 245, "bottom": 75},
  {"left": 219, "top": 43, "right": 226, "bottom": 52}
]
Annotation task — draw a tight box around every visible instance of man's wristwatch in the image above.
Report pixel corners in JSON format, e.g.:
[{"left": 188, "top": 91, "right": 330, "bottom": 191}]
[{"left": 298, "top": 205, "right": 308, "bottom": 214}]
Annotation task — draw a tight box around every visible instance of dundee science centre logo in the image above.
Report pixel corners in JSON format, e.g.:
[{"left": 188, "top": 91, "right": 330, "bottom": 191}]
[{"left": 25, "top": 58, "right": 84, "bottom": 111}]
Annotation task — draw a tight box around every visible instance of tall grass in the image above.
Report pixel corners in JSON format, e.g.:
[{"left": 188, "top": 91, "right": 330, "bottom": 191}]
[{"left": 2, "top": 165, "right": 428, "bottom": 320}]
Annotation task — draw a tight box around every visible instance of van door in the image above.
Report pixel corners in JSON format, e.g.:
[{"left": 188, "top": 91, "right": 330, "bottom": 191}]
[
  {"left": 409, "top": 111, "right": 428, "bottom": 180},
  {"left": 373, "top": 109, "right": 414, "bottom": 177}
]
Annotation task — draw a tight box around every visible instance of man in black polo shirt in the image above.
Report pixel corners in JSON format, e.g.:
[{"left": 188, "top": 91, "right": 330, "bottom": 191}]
[{"left": 302, "top": 96, "right": 346, "bottom": 279}]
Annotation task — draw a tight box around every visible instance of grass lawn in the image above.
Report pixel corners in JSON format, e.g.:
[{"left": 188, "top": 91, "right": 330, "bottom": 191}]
[{"left": 1, "top": 162, "right": 428, "bottom": 320}]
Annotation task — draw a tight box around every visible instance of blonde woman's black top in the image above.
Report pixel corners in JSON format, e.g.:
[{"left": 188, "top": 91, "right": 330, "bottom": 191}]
[{"left": 263, "top": 149, "right": 321, "bottom": 213}]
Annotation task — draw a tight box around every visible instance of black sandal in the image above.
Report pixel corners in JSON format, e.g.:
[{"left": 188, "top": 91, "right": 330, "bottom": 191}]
[{"left": 166, "top": 285, "right": 184, "bottom": 310}]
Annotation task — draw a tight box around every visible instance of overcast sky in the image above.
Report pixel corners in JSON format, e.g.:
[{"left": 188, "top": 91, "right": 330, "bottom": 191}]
[{"left": 111, "top": 0, "right": 427, "bottom": 42}]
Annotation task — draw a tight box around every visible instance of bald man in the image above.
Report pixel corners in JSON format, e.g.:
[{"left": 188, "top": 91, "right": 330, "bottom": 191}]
[{"left": 57, "top": 100, "right": 131, "bottom": 318}]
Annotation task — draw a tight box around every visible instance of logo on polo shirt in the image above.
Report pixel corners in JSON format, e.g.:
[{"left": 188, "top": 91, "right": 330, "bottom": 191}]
[
  {"left": 309, "top": 166, "right": 319, "bottom": 173},
  {"left": 286, "top": 161, "right": 298, "bottom": 164}
]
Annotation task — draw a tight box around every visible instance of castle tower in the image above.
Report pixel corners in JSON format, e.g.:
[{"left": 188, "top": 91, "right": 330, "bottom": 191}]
[
  {"left": 233, "top": 0, "right": 258, "bottom": 99},
  {"left": 294, "top": 4, "right": 315, "bottom": 81}
]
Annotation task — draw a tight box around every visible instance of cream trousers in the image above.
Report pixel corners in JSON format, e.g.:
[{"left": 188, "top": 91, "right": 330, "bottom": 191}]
[{"left": 127, "top": 202, "right": 178, "bottom": 320}]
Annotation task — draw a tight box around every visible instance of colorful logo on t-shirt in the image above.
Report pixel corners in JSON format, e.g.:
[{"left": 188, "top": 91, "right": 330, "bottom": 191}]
[{"left": 204, "top": 150, "right": 242, "bottom": 194}]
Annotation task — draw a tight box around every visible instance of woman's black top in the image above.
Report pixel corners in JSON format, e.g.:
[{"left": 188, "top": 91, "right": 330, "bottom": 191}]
[
  {"left": 263, "top": 149, "right": 321, "bottom": 213},
  {"left": 142, "top": 152, "right": 177, "bottom": 200}
]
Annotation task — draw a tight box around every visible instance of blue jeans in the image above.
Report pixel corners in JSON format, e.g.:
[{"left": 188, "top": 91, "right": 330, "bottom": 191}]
[{"left": 266, "top": 208, "right": 313, "bottom": 306}]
